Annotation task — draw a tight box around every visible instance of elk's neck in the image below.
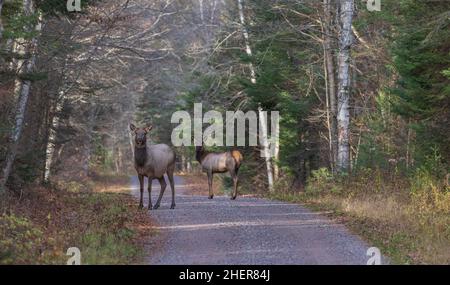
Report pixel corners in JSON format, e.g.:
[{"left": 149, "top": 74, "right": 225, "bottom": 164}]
[{"left": 134, "top": 145, "right": 147, "bottom": 167}]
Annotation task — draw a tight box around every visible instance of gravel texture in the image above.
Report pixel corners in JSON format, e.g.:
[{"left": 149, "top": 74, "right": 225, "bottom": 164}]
[{"left": 131, "top": 175, "right": 377, "bottom": 265}]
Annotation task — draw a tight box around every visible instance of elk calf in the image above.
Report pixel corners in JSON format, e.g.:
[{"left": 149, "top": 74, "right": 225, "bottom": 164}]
[
  {"left": 130, "top": 124, "right": 176, "bottom": 210},
  {"left": 196, "top": 145, "right": 243, "bottom": 200}
]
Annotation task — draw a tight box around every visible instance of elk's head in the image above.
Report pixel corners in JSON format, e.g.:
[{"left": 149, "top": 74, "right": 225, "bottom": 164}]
[{"left": 130, "top": 124, "right": 152, "bottom": 148}]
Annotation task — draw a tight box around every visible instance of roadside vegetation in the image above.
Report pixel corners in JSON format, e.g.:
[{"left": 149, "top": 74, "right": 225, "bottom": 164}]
[
  {"left": 183, "top": 165, "right": 450, "bottom": 264},
  {"left": 0, "top": 175, "right": 153, "bottom": 265},
  {"left": 268, "top": 165, "right": 450, "bottom": 264}
]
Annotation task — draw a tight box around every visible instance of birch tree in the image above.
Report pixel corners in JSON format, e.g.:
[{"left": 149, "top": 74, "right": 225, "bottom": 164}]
[
  {"left": 237, "top": 0, "right": 256, "bottom": 84},
  {"left": 238, "top": 0, "right": 275, "bottom": 190},
  {"left": 336, "top": 0, "right": 354, "bottom": 172},
  {"left": 322, "top": 0, "right": 338, "bottom": 172},
  {"left": 0, "top": 0, "right": 41, "bottom": 190}
]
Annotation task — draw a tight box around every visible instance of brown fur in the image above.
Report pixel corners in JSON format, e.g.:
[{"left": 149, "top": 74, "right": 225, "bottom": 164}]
[
  {"left": 196, "top": 146, "right": 243, "bottom": 200},
  {"left": 231, "top": 150, "right": 243, "bottom": 168},
  {"left": 130, "top": 124, "right": 176, "bottom": 210}
]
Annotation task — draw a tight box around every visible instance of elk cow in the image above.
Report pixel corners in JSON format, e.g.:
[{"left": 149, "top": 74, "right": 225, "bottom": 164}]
[
  {"left": 130, "top": 124, "right": 176, "bottom": 210},
  {"left": 196, "top": 145, "right": 243, "bottom": 200}
]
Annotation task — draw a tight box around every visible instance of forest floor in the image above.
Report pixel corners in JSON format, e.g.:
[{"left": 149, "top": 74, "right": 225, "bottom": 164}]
[
  {"left": 0, "top": 174, "right": 154, "bottom": 264},
  {"left": 134, "top": 174, "right": 377, "bottom": 265}
]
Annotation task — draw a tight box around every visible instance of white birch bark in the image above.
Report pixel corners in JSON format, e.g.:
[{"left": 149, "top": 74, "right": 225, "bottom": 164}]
[
  {"left": 336, "top": 0, "right": 354, "bottom": 172},
  {"left": 237, "top": 0, "right": 256, "bottom": 84},
  {"left": 43, "top": 90, "right": 66, "bottom": 183},
  {"left": 273, "top": 138, "right": 280, "bottom": 181},
  {"left": 1, "top": 0, "right": 41, "bottom": 190},
  {"left": 323, "top": 0, "right": 338, "bottom": 172},
  {"left": 238, "top": 0, "right": 275, "bottom": 189},
  {"left": 43, "top": 52, "right": 71, "bottom": 183},
  {"left": 259, "top": 106, "right": 274, "bottom": 192},
  {"left": 11, "top": 0, "right": 35, "bottom": 101},
  {"left": 199, "top": 0, "right": 204, "bottom": 24}
]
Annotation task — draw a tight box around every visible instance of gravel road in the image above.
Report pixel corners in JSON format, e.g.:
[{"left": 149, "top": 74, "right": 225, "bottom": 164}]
[{"left": 130, "top": 175, "right": 377, "bottom": 265}]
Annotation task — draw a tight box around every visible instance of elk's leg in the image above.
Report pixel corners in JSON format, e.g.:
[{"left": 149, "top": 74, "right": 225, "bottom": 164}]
[
  {"left": 138, "top": 174, "right": 144, "bottom": 209},
  {"left": 207, "top": 171, "right": 214, "bottom": 199},
  {"left": 154, "top": 176, "right": 167, "bottom": 209},
  {"left": 167, "top": 170, "right": 176, "bottom": 209},
  {"left": 230, "top": 169, "right": 238, "bottom": 200},
  {"left": 147, "top": 178, "right": 153, "bottom": 210}
]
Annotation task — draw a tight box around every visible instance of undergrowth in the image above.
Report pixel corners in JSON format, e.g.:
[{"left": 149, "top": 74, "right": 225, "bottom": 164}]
[
  {"left": 269, "top": 167, "right": 450, "bottom": 264},
  {"left": 0, "top": 176, "right": 152, "bottom": 264}
]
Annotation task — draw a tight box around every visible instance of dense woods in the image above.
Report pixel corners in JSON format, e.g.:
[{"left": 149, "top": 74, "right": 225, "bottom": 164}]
[{"left": 0, "top": 0, "right": 449, "bottom": 264}]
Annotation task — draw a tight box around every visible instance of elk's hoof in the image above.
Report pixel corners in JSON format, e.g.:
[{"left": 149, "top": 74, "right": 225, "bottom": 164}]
[
  {"left": 231, "top": 196, "right": 237, "bottom": 200},
  {"left": 148, "top": 205, "right": 153, "bottom": 210},
  {"left": 138, "top": 204, "right": 143, "bottom": 209},
  {"left": 153, "top": 204, "right": 160, "bottom": 210},
  {"left": 208, "top": 195, "right": 214, "bottom": 199},
  {"left": 170, "top": 204, "right": 176, "bottom": 209}
]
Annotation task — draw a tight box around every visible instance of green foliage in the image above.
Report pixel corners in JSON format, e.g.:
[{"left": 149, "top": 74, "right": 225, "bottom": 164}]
[
  {"left": 14, "top": 149, "right": 47, "bottom": 184},
  {"left": 389, "top": 0, "right": 450, "bottom": 163},
  {"left": 305, "top": 168, "right": 339, "bottom": 193},
  {"left": 92, "top": 134, "right": 115, "bottom": 173},
  {"left": 79, "top": 193, "right": 140, "bottom": 264},
  {"left": 0, "top": 187, "right": 147, "bottom": 264},
  {"left": 0, "top": 214, "right": 46, "bottom": 264},
  {"left": 2, "top": 8, "right": 40, "bottom": 40},
  {"left": 237, "top": 1, "right": 323, "bottom": 179}
]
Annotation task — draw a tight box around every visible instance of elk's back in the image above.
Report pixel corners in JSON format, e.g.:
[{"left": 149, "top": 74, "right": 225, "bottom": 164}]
[{"left": 201, "top": 152, "right": 237, "bottom": 173}]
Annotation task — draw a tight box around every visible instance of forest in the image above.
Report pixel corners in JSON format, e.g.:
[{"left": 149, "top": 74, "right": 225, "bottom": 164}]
[{"left": 0, "top": 0, "right": 449, "bottom": 264}]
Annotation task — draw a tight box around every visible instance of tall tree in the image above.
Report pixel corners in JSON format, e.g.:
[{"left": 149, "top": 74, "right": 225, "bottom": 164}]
[
  {"left": 238, "top": 0, "right": 274, "bottom": 191},
  {"left": 0, "top": 0, "right": 41, "bottom": 190},
  {"left": 322, "top": 0, "right": 338, "bottom": 172},
  {"left": 336, "top": 0, "right": 354, "bottom": 172}
]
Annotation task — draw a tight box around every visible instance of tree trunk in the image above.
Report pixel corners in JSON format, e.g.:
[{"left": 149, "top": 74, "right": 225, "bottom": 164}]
[
  {"left": 336, "top": 0, "right": 354, "bottom": 173},
  {"left": 117, "top": 146, "right": 123, "bottom": 173},
  {"left": 238, "top": 0, "right": 275, "bottom": 189},
  {"left": 128, "top": 128, "right": 135, "bottom": 158},
  {"left": 82, "top": 104, "right": 96, "bottom": 177},
  {"left": 273, "top": 141, "right": 280, "bottom": 181},
  {"left": 181, "top": 152, "right": 187, "bottom": 173},
  {"left": 323, "top": 0, "right": 338, "bottom": 172},
  {"left": 187, "top": 159, "right": 192, "bottom": 173},
  {"left": 259, "top": 106, "right": 274, "bottom": 192},
  {"left": 0, "top": 0, "right": 41, "bottom": 190},
  {"left": 237, "top": 0, "right": 256, "bottom": 84},
  {"left": 43, "top": 92, "right": 66, "bottom": 183},
  {"left": 0, "top": 0, "right": 4, "bottom": 42},
  {"left": 11, "top": 0, "right": 35, "bottom": 101}
]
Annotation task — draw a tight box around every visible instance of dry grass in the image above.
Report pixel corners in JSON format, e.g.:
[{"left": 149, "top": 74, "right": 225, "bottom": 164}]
[
  {"left": 269, "top": 168, "right": 450, "bottom": 264},
  {"left": 181, "top": 172, "right": 224, "bottom": 196},
  {"left": 181, "top": 172, "right": 260, "bottom": 198},
  {"left": 0, "top": 175, "right": 154, "bottom": 264}
]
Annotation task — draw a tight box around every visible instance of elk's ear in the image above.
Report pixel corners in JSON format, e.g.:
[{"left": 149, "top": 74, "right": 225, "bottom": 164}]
[
  {"left": 130, "top": 123, "right": 136, "bottom": 132},
  {"left": 144, "top": 125, "right": 153, "bottom": 133}
]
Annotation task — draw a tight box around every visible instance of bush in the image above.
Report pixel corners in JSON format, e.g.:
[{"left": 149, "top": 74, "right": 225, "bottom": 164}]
[
  {"left": 306, "top": 168, "right": 335, "bottom": 193},
  {"left": 0, "top": 214, "right": 60, "bottom": 264}
]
